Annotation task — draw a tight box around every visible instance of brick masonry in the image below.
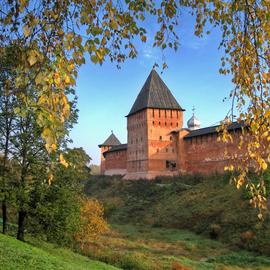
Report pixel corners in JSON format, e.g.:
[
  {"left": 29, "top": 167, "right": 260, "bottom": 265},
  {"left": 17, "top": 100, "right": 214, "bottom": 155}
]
[
  {"left": 99, "top": 70, "right": 243, "bottom": 179},
  {"left": 100, "top": 110, "right": 240, "bottom": 179}
]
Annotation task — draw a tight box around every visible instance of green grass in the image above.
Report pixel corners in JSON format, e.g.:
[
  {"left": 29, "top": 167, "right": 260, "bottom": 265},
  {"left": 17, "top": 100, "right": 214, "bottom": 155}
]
[
  {"left": 0, "top": 233, "right": 119, "bottom": 270},
  {"left": 80, "top": 223, "right": 270, "bottom": 270},
  {"left": 125, "top": 224, "right": 270, "bottom": 269},
  {"left": 84, "top": 174, "right": 270, "bottom": 256},
  {"left": 2, "top": 173, "right": 269, "bottom": 270},
  {"left": 81, "top": 175, "right": 270, "bottom": 269}
]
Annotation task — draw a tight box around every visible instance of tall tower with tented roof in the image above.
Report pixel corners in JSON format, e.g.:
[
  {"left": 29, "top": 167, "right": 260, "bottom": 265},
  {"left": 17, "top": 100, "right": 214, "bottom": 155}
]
[{"left": 124, "top": 69, "right": 185, "bottom": 179}]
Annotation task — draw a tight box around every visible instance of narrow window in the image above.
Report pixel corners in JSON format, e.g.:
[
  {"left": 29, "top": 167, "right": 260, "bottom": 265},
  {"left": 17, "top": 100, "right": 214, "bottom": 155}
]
[
  {"left": 159, "top": 136, "right": 162, "bottom": 141},
  {"left": 152, "top": 121, "right": 155, "bottom": 125},
  {"left": 176, "top": 123, "right": 178, "bottom": 127},
  {"left": 159, "top": 121, "right": 161, "bottom": 126},
  {"left": 165, "top": 122, "right": 167, "bottom": 126},
  {"left": 170, "top": 110, "right": 172, "bottom": 118}
]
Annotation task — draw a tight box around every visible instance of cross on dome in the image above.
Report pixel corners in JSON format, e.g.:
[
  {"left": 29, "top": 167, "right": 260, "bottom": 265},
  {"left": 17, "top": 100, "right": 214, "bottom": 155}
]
[{"left": 187, "top": 106, "right": 201, "bottom": 130}]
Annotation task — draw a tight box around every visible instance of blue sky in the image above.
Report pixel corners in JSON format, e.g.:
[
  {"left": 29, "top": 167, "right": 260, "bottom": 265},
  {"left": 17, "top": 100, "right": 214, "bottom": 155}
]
[{"left": 69, "top": 12, "right": 234, "bottom": 164}]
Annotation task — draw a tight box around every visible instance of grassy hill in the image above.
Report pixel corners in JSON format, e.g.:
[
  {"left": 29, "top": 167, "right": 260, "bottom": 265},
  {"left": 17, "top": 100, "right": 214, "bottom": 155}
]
[
  {"left": 0, "top": 233, "right": 119, "bottom": 270},
  {"left": 2, "top": 173, "right": 269, "bottom": 270},
  {"left": 84, "top": 174, "right": 270, "bottom": 256},
  {"left": 80, "top": 223, "right": 270, "bottom": 270}
]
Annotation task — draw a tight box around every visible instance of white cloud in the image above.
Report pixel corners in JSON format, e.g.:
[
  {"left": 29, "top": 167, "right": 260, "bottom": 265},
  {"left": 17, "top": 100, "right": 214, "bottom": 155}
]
[
  {"left": 185, "top": 34, "right": 209, "bottom": 50},
  {"left": 142, "top": 44, "right": 159, "bottom": 60}
]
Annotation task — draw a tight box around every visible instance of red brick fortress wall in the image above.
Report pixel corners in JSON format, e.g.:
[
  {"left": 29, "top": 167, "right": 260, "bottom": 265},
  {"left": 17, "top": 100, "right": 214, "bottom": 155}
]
[
  {"left": 181, "top": 129, "right": 241, "bottom": 174},
  {"left": 104, "top": 149, "right": 127, "bottom": 175}
]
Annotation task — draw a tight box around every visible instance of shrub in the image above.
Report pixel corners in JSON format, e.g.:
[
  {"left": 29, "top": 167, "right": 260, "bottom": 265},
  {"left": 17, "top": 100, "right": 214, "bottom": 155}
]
[
  {"left": 103, "top": 197, "right": 124, "bottom": 218},
  {"left": 74, "top": 198, "right": 109, "bottom": 250},
  {"left": 209, "top": 224, "right": 221, "bottom": 239},
  {"left": 240, "top": 230, "right": 255, "bottom": 249},
  {"left": 241, "top": 230, "right": 254, "bottom": 242}
]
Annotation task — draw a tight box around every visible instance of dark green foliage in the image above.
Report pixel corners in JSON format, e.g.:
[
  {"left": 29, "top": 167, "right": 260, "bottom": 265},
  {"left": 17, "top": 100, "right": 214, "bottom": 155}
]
[
  {"left": 263, "top": 170, "right": 270, "bottom": 198},
  {"left": 241, "top": 170, "right": 270, "bottom": 201},
  {"left": 28, "top": 179, "right": 81, "bottom": 246},
  {"left": 27, "top": 148, "right": 91, "bottom": 246}
]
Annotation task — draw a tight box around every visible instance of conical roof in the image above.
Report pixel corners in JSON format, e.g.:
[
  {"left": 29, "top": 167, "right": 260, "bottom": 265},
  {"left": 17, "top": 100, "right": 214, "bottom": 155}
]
[
  {"left": 98, "top": 132, "right": 121, "bottom": 147},
  {"left": 127, "top": 69, "right": 184, "bottom": 117}
]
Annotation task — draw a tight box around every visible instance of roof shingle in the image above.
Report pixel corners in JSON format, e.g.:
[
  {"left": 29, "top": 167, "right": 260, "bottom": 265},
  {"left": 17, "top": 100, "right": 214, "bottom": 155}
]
[
  {"left": 127, "top": 69, "right": 184, "bottom": 117},
  {"left": 98, "top": 132, "right": 121, "bottom": 147},
  {"left": 184, "top": 121, "right": 245, "bottom": 139},
  {"left": 103, "top": 144, "right": 127, "bottom": 156}
]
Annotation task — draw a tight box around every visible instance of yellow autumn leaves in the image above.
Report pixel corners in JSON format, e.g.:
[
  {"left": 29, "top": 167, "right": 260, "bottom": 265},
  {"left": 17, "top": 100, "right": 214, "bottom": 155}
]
[
  {"left": 74, "top": 198, "right": 109, "bottom": 250},
  {"left": 59, "top": 153, "right": 69, "bottom": 168},
  {"left": 203, "top": 0, "right": 270, "bottom": 215}
]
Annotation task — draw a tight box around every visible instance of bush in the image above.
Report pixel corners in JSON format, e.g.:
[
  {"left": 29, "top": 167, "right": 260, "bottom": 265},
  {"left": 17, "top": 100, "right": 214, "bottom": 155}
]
[
  {"left": 74, "top": 198, "right": 109, "bottom": 250},
  {"left": 240, "top": 230, "right": 255, "bottom": 249},
  {"left": 209, "top": 224, "right": 221, "bottom": 239},
  {"left": 103, "top": 197, "right": 124, "bottom": 218}
]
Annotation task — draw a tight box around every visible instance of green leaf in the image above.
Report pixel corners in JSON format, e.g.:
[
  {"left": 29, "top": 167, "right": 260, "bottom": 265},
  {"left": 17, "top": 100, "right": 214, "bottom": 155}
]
[{"left": 90, "top": 55, "right": 98, "bottom": 64}]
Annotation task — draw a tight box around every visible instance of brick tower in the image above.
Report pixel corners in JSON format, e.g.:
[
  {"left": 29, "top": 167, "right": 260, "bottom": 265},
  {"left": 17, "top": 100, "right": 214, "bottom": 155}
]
[
  {"left": 124, "top": 69, "right": 185, "bottom": 179},
  {"left": 98, "top": 131, "right": 121, "bottom": 174}
]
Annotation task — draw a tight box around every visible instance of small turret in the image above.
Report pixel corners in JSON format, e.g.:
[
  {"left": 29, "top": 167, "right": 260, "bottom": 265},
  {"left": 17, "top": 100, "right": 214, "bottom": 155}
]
[
  {"left": 187, "top": 107, "right": 201, "bottom": 130},
  {"left": 98, "top": 131, "right": 121, "bottom": 174}
]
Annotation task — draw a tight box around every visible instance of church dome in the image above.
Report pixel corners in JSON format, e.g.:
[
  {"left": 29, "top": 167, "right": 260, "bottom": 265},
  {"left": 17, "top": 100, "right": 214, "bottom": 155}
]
[{"left": 187, "top": 108, "right": 201, "bottom": 130}]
